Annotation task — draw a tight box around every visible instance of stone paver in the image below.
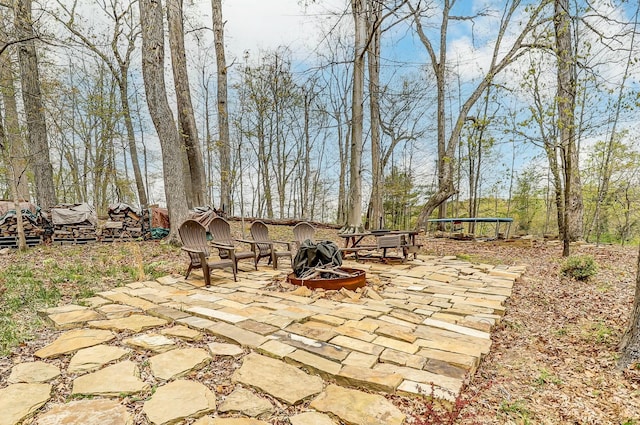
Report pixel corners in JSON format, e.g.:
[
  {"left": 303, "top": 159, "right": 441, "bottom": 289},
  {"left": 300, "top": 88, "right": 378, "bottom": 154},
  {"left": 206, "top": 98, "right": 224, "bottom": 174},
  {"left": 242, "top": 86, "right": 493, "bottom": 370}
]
[
  {"left": 233, "top": 353, "right": 324, "bottom": 405},
  {"left": 310, "top": 384, "right": 405, "bottom": 425},
  {"left": 256, "top": 339, "right": 296, "bottom": 359},
  {"left": 34, "top": 399, "right": 131, "bottom": 425},
  {"left": 149, "top": 347, "right": 211, "bottom": 380},
  {"left": 88, "top": 314, "right": 167, "bottom": 332},
  {"left": 8, "top": 361, "right": 60, "bottom": 383},
  {"left": 68, "top": 344, "right": 130, "bottom": 374},
  {"left": 8, "top": 254, "right": 523, "bottom": 423},
  {"left": 160, "top": 324, "right": 203, "bottom": 341},
  {"left": 218, "top": 388, "right": 273, "bottom": 417},
  {"left": 289, "top": 412, "right": 338, "bottom": 425},
  {"left": 195, "top": 419, "right": 269, "bottom": 425},
  {"left": 337, "top": 364, "right": 403, "bottom": 392},
  {"left": 143, "top": 380, "right": 216, "bottom": 425},
  {"left": 46, "top": 307, "right": 104, "bottom": 329},
  {"left": 72, "top": 360, "right": 149, "bottom": 396},
  {"left": 285, "top": 349, "right": 343, "bottom": 378},
  {"left": 0, "top": 383, "right": 51, "bottom": 425},
  {"left": 208, "top": 341, "right": 245, "bottom": 356},
  {"left": 123, "top": 333, "right": 176, "bottom": 352},
  {"left": 206, "top": 321, "right": 268, "bottom": 348},
  {"left": 35, "top": 329, "right": 115, "bottom": 358},
  {"left": 97, "top": 303, "right": 141, "bottom": 319}
]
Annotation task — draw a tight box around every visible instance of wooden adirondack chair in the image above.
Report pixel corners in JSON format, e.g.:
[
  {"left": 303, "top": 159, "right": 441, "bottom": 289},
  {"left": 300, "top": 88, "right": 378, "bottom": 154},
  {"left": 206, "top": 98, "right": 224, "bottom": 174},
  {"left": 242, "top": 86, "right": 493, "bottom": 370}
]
[
  {"left": 178, "top": 219, "right": 236, "bottom": 284},
  {"left": 208, "top": 217, "right": 257, "bottom": 272},
  {"left": 249, "top": 220, "right": 293, "bottom": 269},
  {"left": 293, "top": 221, "right": 315, "bottom": 250}
]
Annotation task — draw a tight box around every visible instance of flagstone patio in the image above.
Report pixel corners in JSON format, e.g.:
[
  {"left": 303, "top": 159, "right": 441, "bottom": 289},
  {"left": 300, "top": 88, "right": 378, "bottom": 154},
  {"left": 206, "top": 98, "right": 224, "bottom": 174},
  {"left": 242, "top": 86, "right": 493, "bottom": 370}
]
[{"left": 0, "top": 255, "right": 524, "bottom": 425}]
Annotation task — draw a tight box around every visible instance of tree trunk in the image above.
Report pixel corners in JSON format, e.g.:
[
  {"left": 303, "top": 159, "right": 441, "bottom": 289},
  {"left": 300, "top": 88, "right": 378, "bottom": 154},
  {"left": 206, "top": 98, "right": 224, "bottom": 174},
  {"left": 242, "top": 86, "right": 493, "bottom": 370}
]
[
  {"left": 14, "top": 0, "right": 56, "bottom": 209},
  {"left": 337, "top": 111, "right": 349, "bottom": 224},
  {"left": 619, "top": 243, "right": 640, "bottom": 368},
  {"left": 344, "top": 0, "right": 366, "bottom": 232},
  {"left": 367, "top": 0, "right": 383, "bottom": 231},
  {"left": 139, "top": 0, "right": 189, "bottom": 244},
  {"left": 167, "top": 0, "right": 206, "bottom": 208},
  {"left": 119, "top": 72, "right": 149, "bottom": 208},
  {"left": 555, "top": 0, "right": 583, "bottom": 256},
  {"left": 0, "top": 104, "right": 27, "bottom": 250},
  {"left": 0, "top": 49, "right": 29, "bottom": 201},
  {"left": 302, "top": 90, "right": 312, "bottom": 219},
  {"left": 212, "top": 0, "right": 232, "bottom": 212}
]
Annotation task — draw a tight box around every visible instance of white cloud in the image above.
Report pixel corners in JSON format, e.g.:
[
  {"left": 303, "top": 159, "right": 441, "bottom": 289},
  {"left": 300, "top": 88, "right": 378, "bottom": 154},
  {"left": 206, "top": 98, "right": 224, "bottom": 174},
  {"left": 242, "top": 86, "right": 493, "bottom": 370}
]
[{"left": 189, "top": 0, "right": 347, "bottom": 61}]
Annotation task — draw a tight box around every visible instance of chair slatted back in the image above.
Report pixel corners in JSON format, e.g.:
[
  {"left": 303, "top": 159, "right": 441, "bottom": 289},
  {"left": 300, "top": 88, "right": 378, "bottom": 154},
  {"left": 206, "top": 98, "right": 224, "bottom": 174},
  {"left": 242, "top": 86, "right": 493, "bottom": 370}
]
[
  {"left": 293, "top": 222, "right": 315, "bottom": 245},
  {"left": 179, "top": 220, "right": 210, "bottom": 262},
  {"left": 250, "top": 221, "right": 272, "bottom": 256},
  {"left": 209, "top": 217, "right": 234, "bottom": 245}
]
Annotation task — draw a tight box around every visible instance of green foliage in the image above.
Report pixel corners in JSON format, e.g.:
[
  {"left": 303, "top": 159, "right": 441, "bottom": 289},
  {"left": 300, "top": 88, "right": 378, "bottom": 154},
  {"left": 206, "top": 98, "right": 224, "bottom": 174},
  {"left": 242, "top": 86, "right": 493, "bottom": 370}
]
[
  {"left": 499, "top": 400, "right": 532, "bottom": 423},
  {"left": 581, "top": 135, "right": 640, "bottom": 244},
  {"left": 534, "top": 368, "right": 562, "bottom": 386},
  {"left": 0, "top": 243, "right": 180, "bottom": 355},
  {"left": 383, "top": 166, "right": 420, "bottom": 229},
  {"left": 583, "top": 321, "right": 613, "bottom": 344},
  {"left": 0, "top": 264, "right": 61, "bottom": 355},
  {"left": 513, "top": 165, "right": 543, "bottom": 233},
  {"left": 144, "top": 261, "right": 167, "bottom": 279},
  {"left": 1, "top": 264, "right": 61, "bottom": 311},
  {"left": 560, "top": 255, "right": 598, "bottom": 280}
]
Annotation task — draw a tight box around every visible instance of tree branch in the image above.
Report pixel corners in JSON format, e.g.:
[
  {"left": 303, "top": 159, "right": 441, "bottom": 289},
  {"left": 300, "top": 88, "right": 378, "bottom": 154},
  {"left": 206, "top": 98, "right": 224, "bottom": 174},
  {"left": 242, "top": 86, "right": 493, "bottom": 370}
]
[{"left": 0, "top": 35, "right": 40, "bottom": 57}]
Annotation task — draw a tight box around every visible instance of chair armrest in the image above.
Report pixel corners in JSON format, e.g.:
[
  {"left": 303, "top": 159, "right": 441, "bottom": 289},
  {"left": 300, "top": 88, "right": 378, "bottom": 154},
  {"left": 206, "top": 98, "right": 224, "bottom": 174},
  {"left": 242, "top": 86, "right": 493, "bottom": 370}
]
[
  {"left": 235, "top": 238, "right": 259, "bottom": 249},
  {"left": 236, "top": 238, "right": 257, "bottom": 245},
  {"left": 210, "top": 242, "right": 235, "bottom": 250},
  {"left": 272, "top": 240, "right": 292, "bottom": 250},
  {"left": 182, "top": 246, "right": 206, "bottom": 254}
]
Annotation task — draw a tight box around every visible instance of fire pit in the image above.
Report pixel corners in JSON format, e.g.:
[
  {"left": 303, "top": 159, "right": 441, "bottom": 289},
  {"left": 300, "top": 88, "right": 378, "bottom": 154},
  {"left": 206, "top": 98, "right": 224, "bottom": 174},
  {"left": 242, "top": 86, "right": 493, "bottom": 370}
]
[
  {"left": 287, "top": 267, "right": 366, "bottom": 291},
  {"left": 289, "top": 239, "right": 366, "bottom": 290}
]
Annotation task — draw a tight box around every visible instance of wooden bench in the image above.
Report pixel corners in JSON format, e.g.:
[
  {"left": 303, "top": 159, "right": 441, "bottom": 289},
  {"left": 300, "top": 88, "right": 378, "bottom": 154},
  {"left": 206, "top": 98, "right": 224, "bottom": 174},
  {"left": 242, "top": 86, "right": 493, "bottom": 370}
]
[
  {"left": 377, "top": 234, "right": 423, "bottom": 260},
  {"left": 377, "top": 234, "right": 406, "bottom": 260},
  {"left": 339, "top": 245, "right": 377, "bottom": 260}
]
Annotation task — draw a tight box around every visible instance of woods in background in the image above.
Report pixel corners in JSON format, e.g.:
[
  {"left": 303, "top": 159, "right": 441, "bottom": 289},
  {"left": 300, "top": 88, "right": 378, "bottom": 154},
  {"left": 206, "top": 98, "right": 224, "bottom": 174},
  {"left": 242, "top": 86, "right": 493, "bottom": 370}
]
[{"left": 0, "top": 0, "right": 638, "bottom": 246}]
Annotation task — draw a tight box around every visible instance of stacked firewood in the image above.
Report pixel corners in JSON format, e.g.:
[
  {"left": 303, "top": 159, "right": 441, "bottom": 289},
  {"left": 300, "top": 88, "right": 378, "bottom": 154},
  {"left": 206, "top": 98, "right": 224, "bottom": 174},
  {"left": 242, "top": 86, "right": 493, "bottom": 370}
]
[
  {"left": 0, "top": 201, "right": 44, "bottom": 248},
  {"left": 50, "top": 203, "right": 98, "bottom": 244},
  {"left": 0, "top": 216, "right": 44, "bottom": 237},
  {"left": 101, "top": 203, "right": 145, "bottom": 241},
  {"left": 141, "top": 208, "right": 152, "bottom": 237}
]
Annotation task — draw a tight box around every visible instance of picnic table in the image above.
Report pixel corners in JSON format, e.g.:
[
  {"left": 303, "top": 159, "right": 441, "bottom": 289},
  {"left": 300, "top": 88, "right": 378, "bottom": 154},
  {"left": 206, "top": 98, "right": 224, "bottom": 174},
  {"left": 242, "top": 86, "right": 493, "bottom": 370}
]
[{"left": 337, "top": 230, "right": 421, "bottom": 261}]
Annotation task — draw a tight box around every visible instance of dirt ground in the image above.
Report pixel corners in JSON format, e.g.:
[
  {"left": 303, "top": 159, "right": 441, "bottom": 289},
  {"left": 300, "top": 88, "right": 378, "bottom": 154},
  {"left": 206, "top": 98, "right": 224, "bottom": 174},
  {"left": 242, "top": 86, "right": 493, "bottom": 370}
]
[
  {"left": 1, "top": 226, "right": 639, "bottom": 424},
  {"left": 426, "top": 238, "right": 640, "bottom": 424}
]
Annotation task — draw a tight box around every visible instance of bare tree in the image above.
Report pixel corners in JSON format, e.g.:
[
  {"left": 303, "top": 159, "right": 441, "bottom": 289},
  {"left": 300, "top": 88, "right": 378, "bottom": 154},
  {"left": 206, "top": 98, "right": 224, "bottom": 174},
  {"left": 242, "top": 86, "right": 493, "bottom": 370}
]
[
  {"left": 410, "top": 0, "right": 550, "bottom": 229},
  {"left": 211, "top": 0, "right": 231, "bottom": 212},
  {"left": 167, "top": 0, "right": 206, "bottom": 207},
  {"left": 343, "top": 0, "right": 367, "bottom": 232},
  {"left": 585, "top": 5, "right": 638, "bottom": 246},
  {"left": 139, "top": 0, "right": 189, "bottom": 243},
  {"left": 554, "top": 0, "right": 583, "bottom": 256},
  {"left": 51, "top": 0, "right": 149, "bottom": 208},
  {"left": 0, "top": 43, "right": 28, "bottom": 201},
  {"left": 13, "top": 0, "right": 56, "bottom": 209},
  {"left": 316, "top": 28, "right": 352, "bottom": 225},
  {"left": 0, "top": 111, "right": 27, "bottom": 251}
]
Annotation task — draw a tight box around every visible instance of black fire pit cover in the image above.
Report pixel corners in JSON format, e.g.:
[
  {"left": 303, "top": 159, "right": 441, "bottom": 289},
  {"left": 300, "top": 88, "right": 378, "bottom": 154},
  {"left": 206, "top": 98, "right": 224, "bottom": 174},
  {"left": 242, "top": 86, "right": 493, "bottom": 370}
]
[{"left": 293, "top": 239, "right": 342, "bottom": 277}]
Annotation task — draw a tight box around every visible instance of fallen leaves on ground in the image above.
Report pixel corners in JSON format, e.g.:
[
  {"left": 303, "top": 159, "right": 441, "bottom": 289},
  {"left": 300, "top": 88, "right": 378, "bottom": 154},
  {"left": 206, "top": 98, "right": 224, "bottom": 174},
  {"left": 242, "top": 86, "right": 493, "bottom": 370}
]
[{"left": 1, "top": 227, "right": 639, "bottom": 424}]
